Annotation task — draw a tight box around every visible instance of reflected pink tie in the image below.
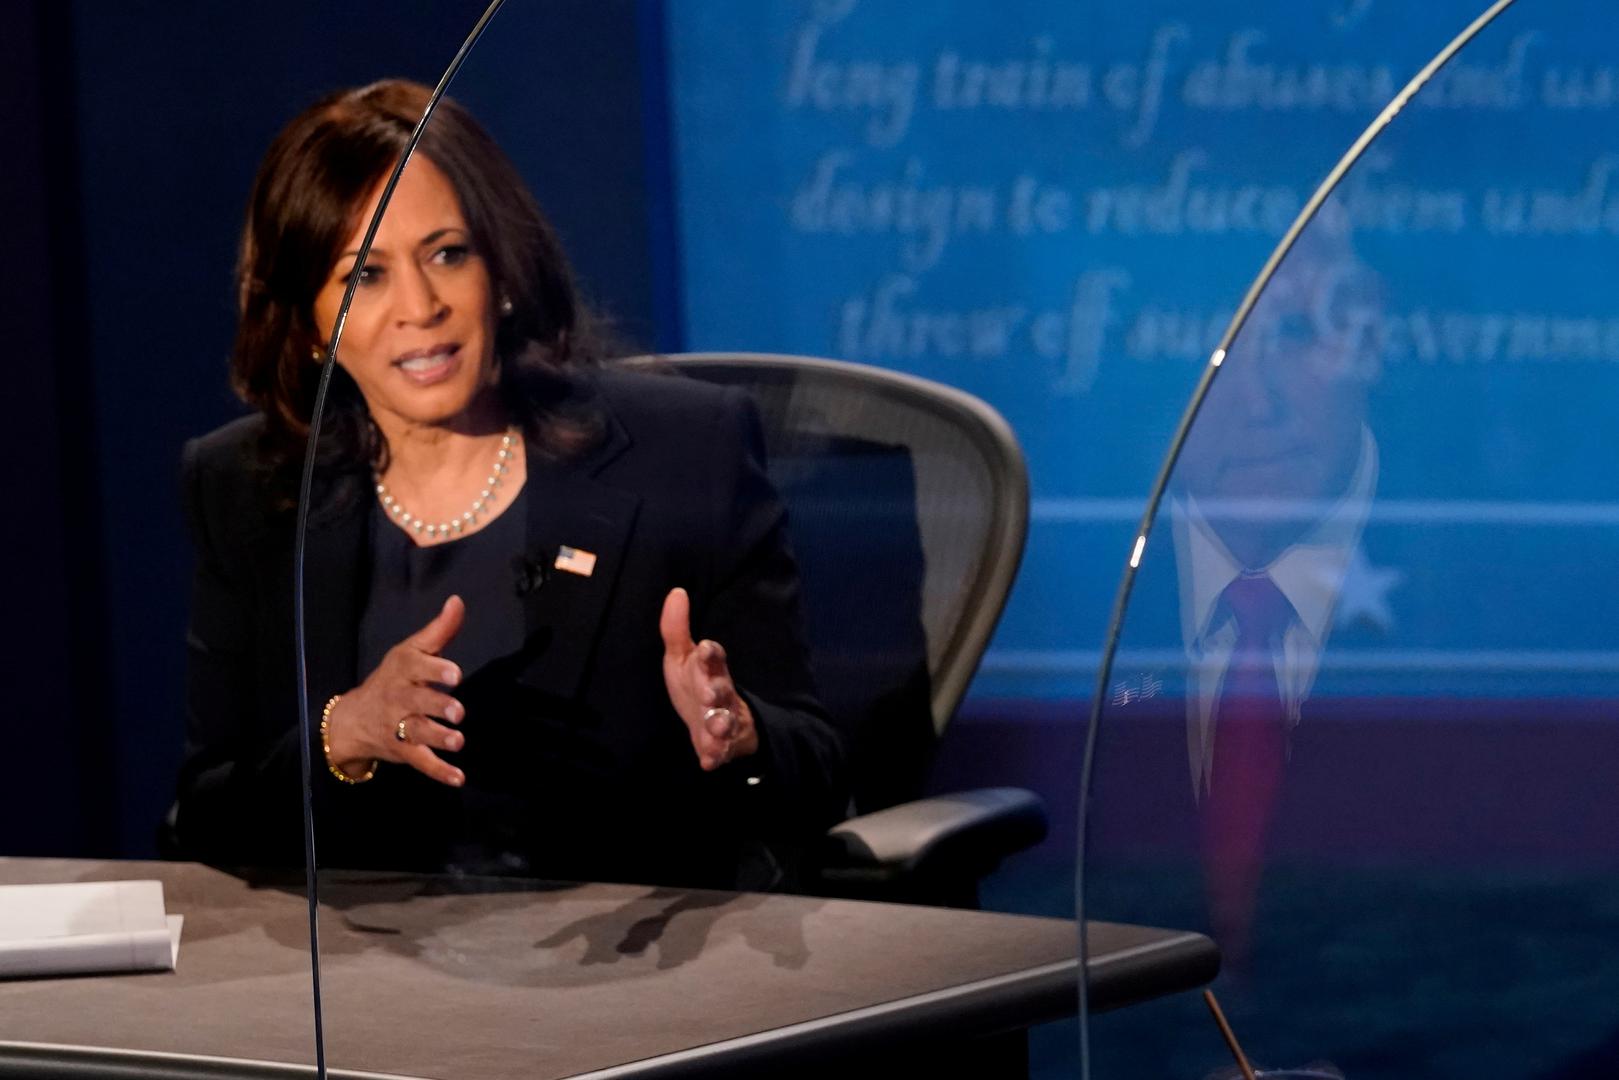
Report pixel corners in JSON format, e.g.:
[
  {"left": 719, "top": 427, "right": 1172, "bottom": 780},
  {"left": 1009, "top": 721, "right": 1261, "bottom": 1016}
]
[{"left": 1202, "top": 572, "right": 1295, "bottom": 969}]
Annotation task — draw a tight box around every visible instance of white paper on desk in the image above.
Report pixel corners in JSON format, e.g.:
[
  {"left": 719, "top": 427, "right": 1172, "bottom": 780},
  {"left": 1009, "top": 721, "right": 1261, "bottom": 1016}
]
[{"left": 0, "top": 880, "right": 183, "bottom": 978}]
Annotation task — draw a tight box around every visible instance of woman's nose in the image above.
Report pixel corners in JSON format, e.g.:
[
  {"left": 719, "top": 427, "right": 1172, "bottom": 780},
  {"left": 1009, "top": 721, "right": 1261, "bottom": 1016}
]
[{"left": 394, "top": 264, "right": 447, "bottom": 326}]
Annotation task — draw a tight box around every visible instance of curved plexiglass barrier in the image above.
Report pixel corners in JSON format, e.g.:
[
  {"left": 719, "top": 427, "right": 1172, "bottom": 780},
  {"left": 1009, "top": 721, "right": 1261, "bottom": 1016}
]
[
  {"left": 1081, "top": 1, "right": 1619, "bottom": 1075},
  {"left": 1, "top": 6, "right": 506, "bottom": 1076},
  {"left": 299, "top": 5, "right": 1080, "bottom": 1076},
  {"left": 14, "top": 1, "right": 1619, "bottom": 1077},
  {"left": 0, "top": 13, "right": 332, "bottom": 1076}
]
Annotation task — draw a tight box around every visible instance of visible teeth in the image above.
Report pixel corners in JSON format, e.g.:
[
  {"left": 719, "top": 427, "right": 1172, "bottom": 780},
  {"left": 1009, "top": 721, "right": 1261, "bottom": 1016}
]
[{"left": 399, "top": 350, "right": 452, "bottom": 372}]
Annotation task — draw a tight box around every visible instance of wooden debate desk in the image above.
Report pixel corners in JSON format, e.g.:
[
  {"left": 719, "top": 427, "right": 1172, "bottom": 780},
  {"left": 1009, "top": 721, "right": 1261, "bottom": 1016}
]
[{"left": 0, "top": 859, "right": 1216, "bottom": 1079}]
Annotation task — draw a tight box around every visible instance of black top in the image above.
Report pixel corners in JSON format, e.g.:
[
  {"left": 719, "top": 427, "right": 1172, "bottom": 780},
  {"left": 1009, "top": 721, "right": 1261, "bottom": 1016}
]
[
  {"left": 173, "top": 368, "right": 850, "bottom": 891},
  {"left": 357, "top": 488, "right": 538, "bottom": 876},
  {"left": 358, "top": 486, "right": 529, "bottom": 683}
]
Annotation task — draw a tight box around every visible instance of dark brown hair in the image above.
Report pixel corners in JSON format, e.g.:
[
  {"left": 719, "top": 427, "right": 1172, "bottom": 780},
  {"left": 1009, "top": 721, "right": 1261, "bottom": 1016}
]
[{"left": 230, "top": 79, "right": 608, "bottom": 505}]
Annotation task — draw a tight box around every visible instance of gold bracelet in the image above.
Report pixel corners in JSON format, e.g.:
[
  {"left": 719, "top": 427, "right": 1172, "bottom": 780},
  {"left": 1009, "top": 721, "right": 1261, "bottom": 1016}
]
[{"left": 320, "top": 694, "right": 377, "bottom": 784}]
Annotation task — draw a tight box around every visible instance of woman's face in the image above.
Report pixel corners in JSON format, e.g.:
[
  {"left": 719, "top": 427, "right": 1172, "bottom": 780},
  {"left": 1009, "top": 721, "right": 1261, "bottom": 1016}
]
[{"left": 311, "top": 155, "right": 498, "bottom": 433}]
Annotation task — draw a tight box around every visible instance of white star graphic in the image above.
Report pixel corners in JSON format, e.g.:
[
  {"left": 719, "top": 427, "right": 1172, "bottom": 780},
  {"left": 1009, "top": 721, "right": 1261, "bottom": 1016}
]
[{"left": 1332, "top": 546, "right": 1404, "bottom": 634}]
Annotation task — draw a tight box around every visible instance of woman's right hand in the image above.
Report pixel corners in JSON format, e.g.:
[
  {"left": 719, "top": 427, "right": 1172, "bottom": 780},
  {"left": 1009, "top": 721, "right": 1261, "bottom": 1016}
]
[{"left": 325, "top": 595, "right": 468, "bottom": 786}]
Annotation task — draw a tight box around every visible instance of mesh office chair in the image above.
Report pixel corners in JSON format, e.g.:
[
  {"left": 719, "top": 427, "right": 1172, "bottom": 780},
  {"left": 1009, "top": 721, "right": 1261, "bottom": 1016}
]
[{"left": 641, "top": 353, "right": 1047, "bottom": 907}]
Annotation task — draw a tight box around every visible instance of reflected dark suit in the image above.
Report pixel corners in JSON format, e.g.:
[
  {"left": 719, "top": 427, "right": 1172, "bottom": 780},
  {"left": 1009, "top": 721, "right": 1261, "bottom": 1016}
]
[{"left": 172, "top": 367, "right": 848, "bottom": 889}]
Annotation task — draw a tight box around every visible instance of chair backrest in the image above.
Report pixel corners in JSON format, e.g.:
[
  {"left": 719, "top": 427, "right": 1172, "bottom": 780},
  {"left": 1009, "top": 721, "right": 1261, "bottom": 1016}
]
[{"left": 638, "top": 353, "right": 1029, "bottom": 812}]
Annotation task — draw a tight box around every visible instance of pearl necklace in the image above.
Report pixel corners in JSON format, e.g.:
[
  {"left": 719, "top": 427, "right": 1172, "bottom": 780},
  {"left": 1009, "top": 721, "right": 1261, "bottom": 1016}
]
[{"left": 375, "top": 427, "right": 519, "bottom": 541}]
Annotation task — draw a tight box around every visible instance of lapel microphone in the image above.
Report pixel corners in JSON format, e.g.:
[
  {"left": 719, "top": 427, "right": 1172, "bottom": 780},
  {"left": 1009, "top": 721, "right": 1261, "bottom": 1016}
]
[{"left": 512, "top": 554, "right": 550, "bottom": 597}]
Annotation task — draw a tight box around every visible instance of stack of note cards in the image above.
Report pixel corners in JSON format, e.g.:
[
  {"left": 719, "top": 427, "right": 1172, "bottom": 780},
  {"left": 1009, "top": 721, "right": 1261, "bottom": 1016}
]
[{"left": 0, "top": 880, "right": 182, "bottom": 978}]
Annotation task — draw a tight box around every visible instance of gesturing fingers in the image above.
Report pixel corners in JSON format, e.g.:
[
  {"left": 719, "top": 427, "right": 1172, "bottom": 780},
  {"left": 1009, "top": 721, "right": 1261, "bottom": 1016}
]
[
  {"left": 395, "top": 714, "right": 466, "bottom": 756},
  {"left": 655, "top": 588, "right": 759, "bottom": 769},
  {"left": 409, "top": 594, "right": 466, "bottom": 655},
  {"left": 394, "top": 685, "right": 464, "bottom": 726},
  {"left": 693, "top": 678, "right": 750, "bottom": 770},
  {"left": 659, "top": 587, "right": 695, "bottom": 658},
  {"left": 398, "top": 740, "right": 465, "bottom": 788},
  {"left": 404, "top": 648, "right": 462, "bottom": 690},
  {"left": 329, "top": 595, "right": 471, "bottom": 788},
  {"left": 696, "top": 639, "right": 728, "bottom": 679},
  {"left": 704, "top": 700, "right": 738, "bottom": 739}
]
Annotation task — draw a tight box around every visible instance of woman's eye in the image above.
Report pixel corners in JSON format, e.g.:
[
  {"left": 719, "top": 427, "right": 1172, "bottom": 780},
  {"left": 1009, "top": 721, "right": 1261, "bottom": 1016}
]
[
  {"left": 354, "top": 263, "right": 383, "bottom": 286},
  {"left": 433, "top": 244, "right": 471, "bottom": 266}
]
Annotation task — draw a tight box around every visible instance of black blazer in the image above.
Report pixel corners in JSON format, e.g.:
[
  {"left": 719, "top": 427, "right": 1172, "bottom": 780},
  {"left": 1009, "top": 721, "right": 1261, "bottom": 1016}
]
[{"left": 173, "top": 367, "right": 849, "bottom": 889}]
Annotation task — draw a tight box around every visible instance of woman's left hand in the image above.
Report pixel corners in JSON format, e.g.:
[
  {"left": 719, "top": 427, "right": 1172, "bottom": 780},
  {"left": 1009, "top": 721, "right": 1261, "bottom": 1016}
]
[{"left": 659, "top": 587, "right": 758, "bottom": 770}]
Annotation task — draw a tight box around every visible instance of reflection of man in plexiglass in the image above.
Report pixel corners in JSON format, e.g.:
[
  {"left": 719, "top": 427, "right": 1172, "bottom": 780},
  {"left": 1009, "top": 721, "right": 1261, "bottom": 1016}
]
[{"left": 1170, "top": 210, "right": 1383, "bottom": 960}]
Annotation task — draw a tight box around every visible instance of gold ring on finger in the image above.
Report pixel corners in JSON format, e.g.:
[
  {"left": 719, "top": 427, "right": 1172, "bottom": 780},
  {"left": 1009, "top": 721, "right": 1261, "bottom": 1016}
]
[{"left": 395, "top": 718, "right": 410, "bottom": 743}]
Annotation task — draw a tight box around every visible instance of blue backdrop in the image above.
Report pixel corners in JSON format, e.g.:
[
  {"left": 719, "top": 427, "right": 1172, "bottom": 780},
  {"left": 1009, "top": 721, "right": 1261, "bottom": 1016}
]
[{"left": 662, "top": 0, "right": 1619, "bottom": 701}]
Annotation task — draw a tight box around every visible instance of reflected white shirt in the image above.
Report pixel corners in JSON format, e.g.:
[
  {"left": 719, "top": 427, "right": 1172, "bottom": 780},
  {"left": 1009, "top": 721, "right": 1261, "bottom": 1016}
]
[{"left": 1170, "top": 430, "right": 1377, "bottom": 799}]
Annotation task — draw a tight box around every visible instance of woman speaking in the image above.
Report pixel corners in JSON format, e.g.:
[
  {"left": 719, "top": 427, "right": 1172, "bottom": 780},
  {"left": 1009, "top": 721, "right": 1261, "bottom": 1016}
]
[{"left": 171, "top": 80, "right": 847, "bottom": 890}]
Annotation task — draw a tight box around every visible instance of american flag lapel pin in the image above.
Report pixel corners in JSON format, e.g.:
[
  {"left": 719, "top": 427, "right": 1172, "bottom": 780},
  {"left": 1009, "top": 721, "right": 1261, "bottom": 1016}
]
[{"left": 554, "top": 545, "right": 598, "bottom": 577}]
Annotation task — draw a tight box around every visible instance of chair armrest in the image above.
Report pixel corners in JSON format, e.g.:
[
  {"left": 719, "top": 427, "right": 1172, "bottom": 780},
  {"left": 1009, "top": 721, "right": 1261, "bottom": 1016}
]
[{"left": 819, "top": 787, "right": 1047, "bottom": 890}]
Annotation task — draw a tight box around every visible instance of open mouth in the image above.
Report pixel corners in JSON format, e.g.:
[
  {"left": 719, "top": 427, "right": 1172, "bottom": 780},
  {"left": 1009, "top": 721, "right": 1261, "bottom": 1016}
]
[{"left": 393, "top": 344, "right": 461, "bottom": 385}]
